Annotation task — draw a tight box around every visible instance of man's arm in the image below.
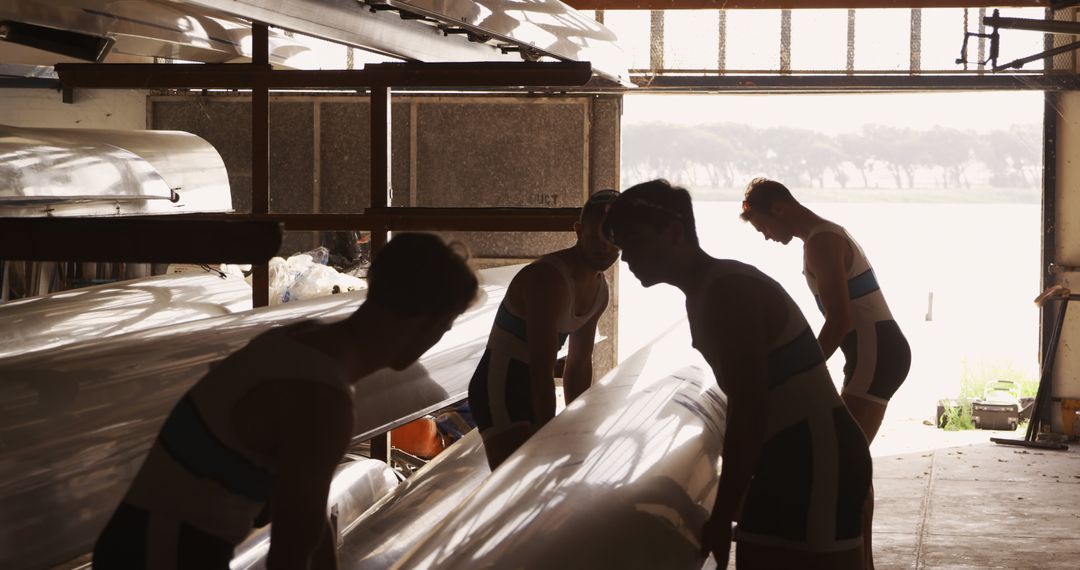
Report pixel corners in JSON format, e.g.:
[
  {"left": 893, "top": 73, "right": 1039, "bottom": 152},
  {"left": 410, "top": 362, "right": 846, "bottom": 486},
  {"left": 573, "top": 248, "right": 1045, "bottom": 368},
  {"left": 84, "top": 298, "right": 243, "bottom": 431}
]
[
  {"left": 562, "top": 285, "right": 608, "bottom": 404},
  {"left": 267, "top": 384, "right": 353, "bottom": 570},
  {"left": 519, "top": 264, "right": 569, "bottom": 427},
  {"left": 805, "top": 232, "right": 853, "bottom": 360}
]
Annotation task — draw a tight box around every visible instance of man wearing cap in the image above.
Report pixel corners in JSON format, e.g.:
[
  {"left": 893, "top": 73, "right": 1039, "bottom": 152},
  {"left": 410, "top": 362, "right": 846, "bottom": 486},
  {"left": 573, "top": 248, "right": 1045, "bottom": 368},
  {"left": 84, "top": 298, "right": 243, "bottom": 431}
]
[
  {"left": 468, "top": 190, "right": 621, "bottom": 469},
  {"left": 740, "top": 177, "right": 911, "bottom": 569}
]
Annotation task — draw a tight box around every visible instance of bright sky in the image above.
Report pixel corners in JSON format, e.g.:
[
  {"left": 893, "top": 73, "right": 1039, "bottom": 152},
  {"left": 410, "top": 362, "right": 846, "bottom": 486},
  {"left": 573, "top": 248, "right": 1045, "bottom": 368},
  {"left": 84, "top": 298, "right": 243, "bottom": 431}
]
[
  {"left": 615, "top": 5, "right": 1046, "bottom": 134},
  {"left": 623, "top": 91, "right": 1044, "bottom": 133}
]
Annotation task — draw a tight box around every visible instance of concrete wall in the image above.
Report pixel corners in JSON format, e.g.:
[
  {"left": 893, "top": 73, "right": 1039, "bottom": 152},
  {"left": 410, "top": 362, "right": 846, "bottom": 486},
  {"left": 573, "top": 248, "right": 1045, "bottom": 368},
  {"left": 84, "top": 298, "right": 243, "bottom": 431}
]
[
  {"left": 1051, "top": 92, "right": 1080, "bottom": 436},
  {"left": 149, "top": 93, "right": 623, "bottom": 375},
  {"left": 0, "top": 88, "right": 147, "bottom": 129},
  {"left": 1047, "top": 8, "right": 1080, "bottom": 435}
]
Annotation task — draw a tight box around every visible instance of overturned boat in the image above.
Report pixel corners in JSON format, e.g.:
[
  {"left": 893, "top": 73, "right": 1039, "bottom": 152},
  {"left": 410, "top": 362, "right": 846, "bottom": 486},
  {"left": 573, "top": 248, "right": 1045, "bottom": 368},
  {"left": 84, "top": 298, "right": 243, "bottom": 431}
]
[
  {"left": 0, "top": 0, "right": 307, "bottom": 65},
  {"left": 391, "top": 321, "right": 726, "bottom": 569},
  {"left": 0, "top": 269, "right": 251, "bottom": 360},
  {"left": 0, "top": 123, "right": 236, "bottom": 300},
  {"left": 0, "top": 124, "right": 231, "bottom": 218},
  {"left": 230, "top": 457, "right": 403, "bottom": 570},
  {"left": 0, "top": 264, "right": 518, "bottom": 569}
]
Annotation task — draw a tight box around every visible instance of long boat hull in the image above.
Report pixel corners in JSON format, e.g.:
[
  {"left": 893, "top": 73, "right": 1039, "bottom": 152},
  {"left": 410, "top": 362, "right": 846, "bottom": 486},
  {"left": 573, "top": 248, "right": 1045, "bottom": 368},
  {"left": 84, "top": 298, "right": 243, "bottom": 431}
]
[
  {"left": 380, "top": 0, "right": 628, "bottom": 84},
  {"left": 0, "top": 0, "right": 306, "bottom": 65},
  {"left": 0, "top": 264, "right": 518, "bottom": 570},
  {"left": 390, "top": 321, "right": 727, "bottom": 569},
  {"left": 0, "top": 125, "right": 232, "bottom": 217},
  {"left": 0, "top": 270, "right": 251, "bottom": 360},
  {"left": 340, "top": 430, "right": 491, "bottom": 570},
  {"left": 172, "top": 0, "right": 628, "bottom": 82},
  {"left": 230, "top": 457, "right": 402, "bottom": 570},
  {"left": 228, "top": 430, "right": 490, "bottom": 570}
]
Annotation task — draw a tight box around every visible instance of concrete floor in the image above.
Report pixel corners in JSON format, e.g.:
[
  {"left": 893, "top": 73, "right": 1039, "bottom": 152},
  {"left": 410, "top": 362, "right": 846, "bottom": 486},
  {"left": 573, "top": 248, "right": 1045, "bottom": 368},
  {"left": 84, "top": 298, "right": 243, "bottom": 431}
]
[
  {"left": 872, "top": 422, "right": 1080, "bottom": 569},
  {"left": 59, "top": 411, "right": 1078, "bottom": 569}
]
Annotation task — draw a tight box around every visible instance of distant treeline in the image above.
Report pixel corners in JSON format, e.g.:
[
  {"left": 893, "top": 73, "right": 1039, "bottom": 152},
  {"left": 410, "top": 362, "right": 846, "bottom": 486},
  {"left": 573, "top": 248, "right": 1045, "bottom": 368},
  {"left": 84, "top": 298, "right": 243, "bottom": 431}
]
[{"left": 622, "top": 123, "right": 1041, "bottom": 190}]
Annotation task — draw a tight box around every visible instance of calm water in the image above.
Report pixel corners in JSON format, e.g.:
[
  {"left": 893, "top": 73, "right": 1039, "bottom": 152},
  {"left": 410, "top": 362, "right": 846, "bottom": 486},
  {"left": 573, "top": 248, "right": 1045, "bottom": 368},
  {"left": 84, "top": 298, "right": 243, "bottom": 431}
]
[{"left": 617, "top": 201, "right": 1041, "bottom": 419}]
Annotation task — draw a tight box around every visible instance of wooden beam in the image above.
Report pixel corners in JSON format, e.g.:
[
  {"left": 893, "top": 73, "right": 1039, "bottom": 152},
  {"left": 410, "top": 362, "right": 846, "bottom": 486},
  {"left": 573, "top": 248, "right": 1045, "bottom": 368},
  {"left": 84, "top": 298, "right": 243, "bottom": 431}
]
[
  {"left": 167, "top": 208, "right": 582, "bottom": 232},
  {"left": 0, "top": 218, "right": 283, "bottom": 263},
  {"left": 252, "top": 22, "right": 271, "bottom": 308},
  {"left": 362, "top": 207, "right": 580, "bottom": 232},
  {"left": 567, "top": 1, "right": 1042, "bottom": 9},
  {"left": 370, "top": 85, "right": 391, "bottom": 254},
  {"left": 54, "top": 62, "right": 594, "bottom": 90}
]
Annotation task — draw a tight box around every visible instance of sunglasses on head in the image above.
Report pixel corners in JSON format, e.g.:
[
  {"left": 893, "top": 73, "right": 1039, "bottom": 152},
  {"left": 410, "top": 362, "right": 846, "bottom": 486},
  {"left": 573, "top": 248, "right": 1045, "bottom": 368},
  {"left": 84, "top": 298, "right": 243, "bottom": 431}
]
[
  {"left": 588, "top": 189, "right": 620, "bottom": 204},
  {"left": 622, "top": 196, "right": 686, "bottom": 221}
]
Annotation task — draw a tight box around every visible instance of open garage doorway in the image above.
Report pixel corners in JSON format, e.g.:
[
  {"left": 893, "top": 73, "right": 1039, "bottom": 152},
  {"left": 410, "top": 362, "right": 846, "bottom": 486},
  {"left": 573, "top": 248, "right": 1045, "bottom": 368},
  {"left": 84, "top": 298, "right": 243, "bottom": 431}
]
[{"left": 618, "top": 91, "right": 1044, "bottom": 451}]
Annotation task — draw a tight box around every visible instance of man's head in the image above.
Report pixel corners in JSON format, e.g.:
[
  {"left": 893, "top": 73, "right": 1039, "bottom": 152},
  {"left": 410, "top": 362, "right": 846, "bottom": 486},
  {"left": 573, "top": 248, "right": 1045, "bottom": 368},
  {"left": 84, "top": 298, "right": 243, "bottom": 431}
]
[
  {"left": 365, "top": 232, "right": 479, "bottom": 369},
  {"left": 602, "top": 179, "right": 698, "bottom": 287},
  {"left": 574, "top": 189, "right": 621, "bottom": 272},
  {"left": 740, "top": 177, "right": 798, "bottom": 245}
]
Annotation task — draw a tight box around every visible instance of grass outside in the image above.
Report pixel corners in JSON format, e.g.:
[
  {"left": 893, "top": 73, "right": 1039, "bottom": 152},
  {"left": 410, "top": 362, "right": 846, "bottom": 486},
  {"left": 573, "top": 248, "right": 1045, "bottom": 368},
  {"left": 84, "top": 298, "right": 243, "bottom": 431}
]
[
  {"left": 937, "top": 359, "right": 1037, "bottom": 431},
  {"left": 959, "top": 358, "right": 1039, "bottom": 400}
]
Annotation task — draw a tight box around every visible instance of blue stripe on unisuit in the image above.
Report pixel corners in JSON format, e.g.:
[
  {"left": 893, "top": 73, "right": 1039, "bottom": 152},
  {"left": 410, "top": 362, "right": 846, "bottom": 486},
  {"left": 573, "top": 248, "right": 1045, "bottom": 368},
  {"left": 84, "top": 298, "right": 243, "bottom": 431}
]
[
  {"left": 814, "top": 268, "right": 880, "bottom": 314},
  {"left": 847, "top": 268, "right": 880, "bottom": 300},
  {"left": 158, "top": 396, "right": 273, "bottom": 501},
  {"left": 767, "top": 327, "right": 825, "bottom": 388},
  {"left": 494, "top": 302, "right": 528, "bottom": 342}
]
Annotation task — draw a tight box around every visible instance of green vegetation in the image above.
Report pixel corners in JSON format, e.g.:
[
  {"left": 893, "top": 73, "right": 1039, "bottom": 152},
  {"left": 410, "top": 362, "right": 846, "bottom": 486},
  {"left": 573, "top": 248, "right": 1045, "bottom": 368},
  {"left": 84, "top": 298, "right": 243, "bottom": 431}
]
[
  {"left": 959, "top": 358, "right": 1039, "bottom": 399},
  {"left": 622, "top": 122, "right": 1041, "bottom": 202},
  {"left": 940, "top": 400, "right": 976, "bottom": 431},
  {"left": 936, "top": 360, "right": 1036, "bottom": 431}
]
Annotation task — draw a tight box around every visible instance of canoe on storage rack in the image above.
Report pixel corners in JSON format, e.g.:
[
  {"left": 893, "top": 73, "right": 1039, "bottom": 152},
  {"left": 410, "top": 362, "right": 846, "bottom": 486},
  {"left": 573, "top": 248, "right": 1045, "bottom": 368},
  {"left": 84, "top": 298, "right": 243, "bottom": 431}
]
[{"left": 0, "top": 264, "right": 519, "bottom": 570}]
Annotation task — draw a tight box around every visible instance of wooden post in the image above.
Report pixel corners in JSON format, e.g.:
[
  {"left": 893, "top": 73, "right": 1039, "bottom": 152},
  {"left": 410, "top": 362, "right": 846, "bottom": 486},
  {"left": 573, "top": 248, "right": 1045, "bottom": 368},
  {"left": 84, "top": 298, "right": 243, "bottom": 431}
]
[{"left": 251, "top": 22, "right": 271, "bottom": 307}]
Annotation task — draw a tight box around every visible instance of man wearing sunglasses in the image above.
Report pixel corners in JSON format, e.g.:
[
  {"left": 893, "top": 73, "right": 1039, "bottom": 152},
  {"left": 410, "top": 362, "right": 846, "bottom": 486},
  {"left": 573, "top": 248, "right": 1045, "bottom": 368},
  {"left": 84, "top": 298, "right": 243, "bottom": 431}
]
[{"left": 468, "top": 189, "right": 621, "bottom": 470}]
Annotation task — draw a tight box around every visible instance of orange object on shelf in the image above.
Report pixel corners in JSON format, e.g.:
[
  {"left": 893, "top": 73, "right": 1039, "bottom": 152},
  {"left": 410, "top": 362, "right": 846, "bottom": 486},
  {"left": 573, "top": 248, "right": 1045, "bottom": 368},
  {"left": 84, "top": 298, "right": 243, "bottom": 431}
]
[{"left": 391, "top": 416, "right": 447, "bottom": 459}]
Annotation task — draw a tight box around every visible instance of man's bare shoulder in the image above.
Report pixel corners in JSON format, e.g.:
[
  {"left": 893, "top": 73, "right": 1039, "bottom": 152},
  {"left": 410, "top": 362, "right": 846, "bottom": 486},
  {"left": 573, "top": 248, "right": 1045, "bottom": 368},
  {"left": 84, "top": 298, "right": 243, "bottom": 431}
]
[
  {"left": 693, "top": 268, "right": 786, "bottom": 343},
  {"left": 698, "top": 272, "right": 771, "bottom": 317},
  {"left": 805, "top": 229, "right": 848, "bottom": 254},
  {"left": 805, "top": 228, "right": 854, "bottom": 263},
  {"left": 504, "top": 258, "right": 570, "bottom": 315},
  {"left": 511, "top": 258, "right": 568, "bottom": 292}
]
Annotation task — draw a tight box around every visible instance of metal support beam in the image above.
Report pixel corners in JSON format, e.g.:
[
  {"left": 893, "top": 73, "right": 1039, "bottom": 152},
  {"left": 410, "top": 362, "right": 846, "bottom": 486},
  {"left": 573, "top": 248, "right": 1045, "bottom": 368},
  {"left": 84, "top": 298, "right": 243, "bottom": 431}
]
[
  {"left": 54, "top": 62, "right": 593, "bottom": 90},
  {"left": 846, "top": 9, "right": 856, "bottom": 74},
  {"left": 984, "top": 14, "right": 1080, "bottom": 36},
  {"left": 718, "top": 10, "right": 728, "bottom": 72},
  {"left": 369, "top": 433, "right": 392, "bottom": 463},
  {"left": 996, "top": 40, "right": 1080, "bottom": 72},
  {"left": 780, "top": 10, "right": 792, "bottom": 74},
  {"left": 978, "top": 7, "right": 988, "bottom": 71},
  {"left": 649, "top": 11, "right": 664, "bottom": 73},
  {"left": 251, "top": 22, "right": 270, "bottom": 308},
  {"left": 910, "top": 9, "right": 922, "bottom": 73},
  {"left": 627, "top": 74, "right": 1080, "bottom": 92},
  {"left": 1042, "top": 91, "right": 1058, "bottom": 368},
  {"left": 0, "top": 218, "right": 282, "bottom": 263}
]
